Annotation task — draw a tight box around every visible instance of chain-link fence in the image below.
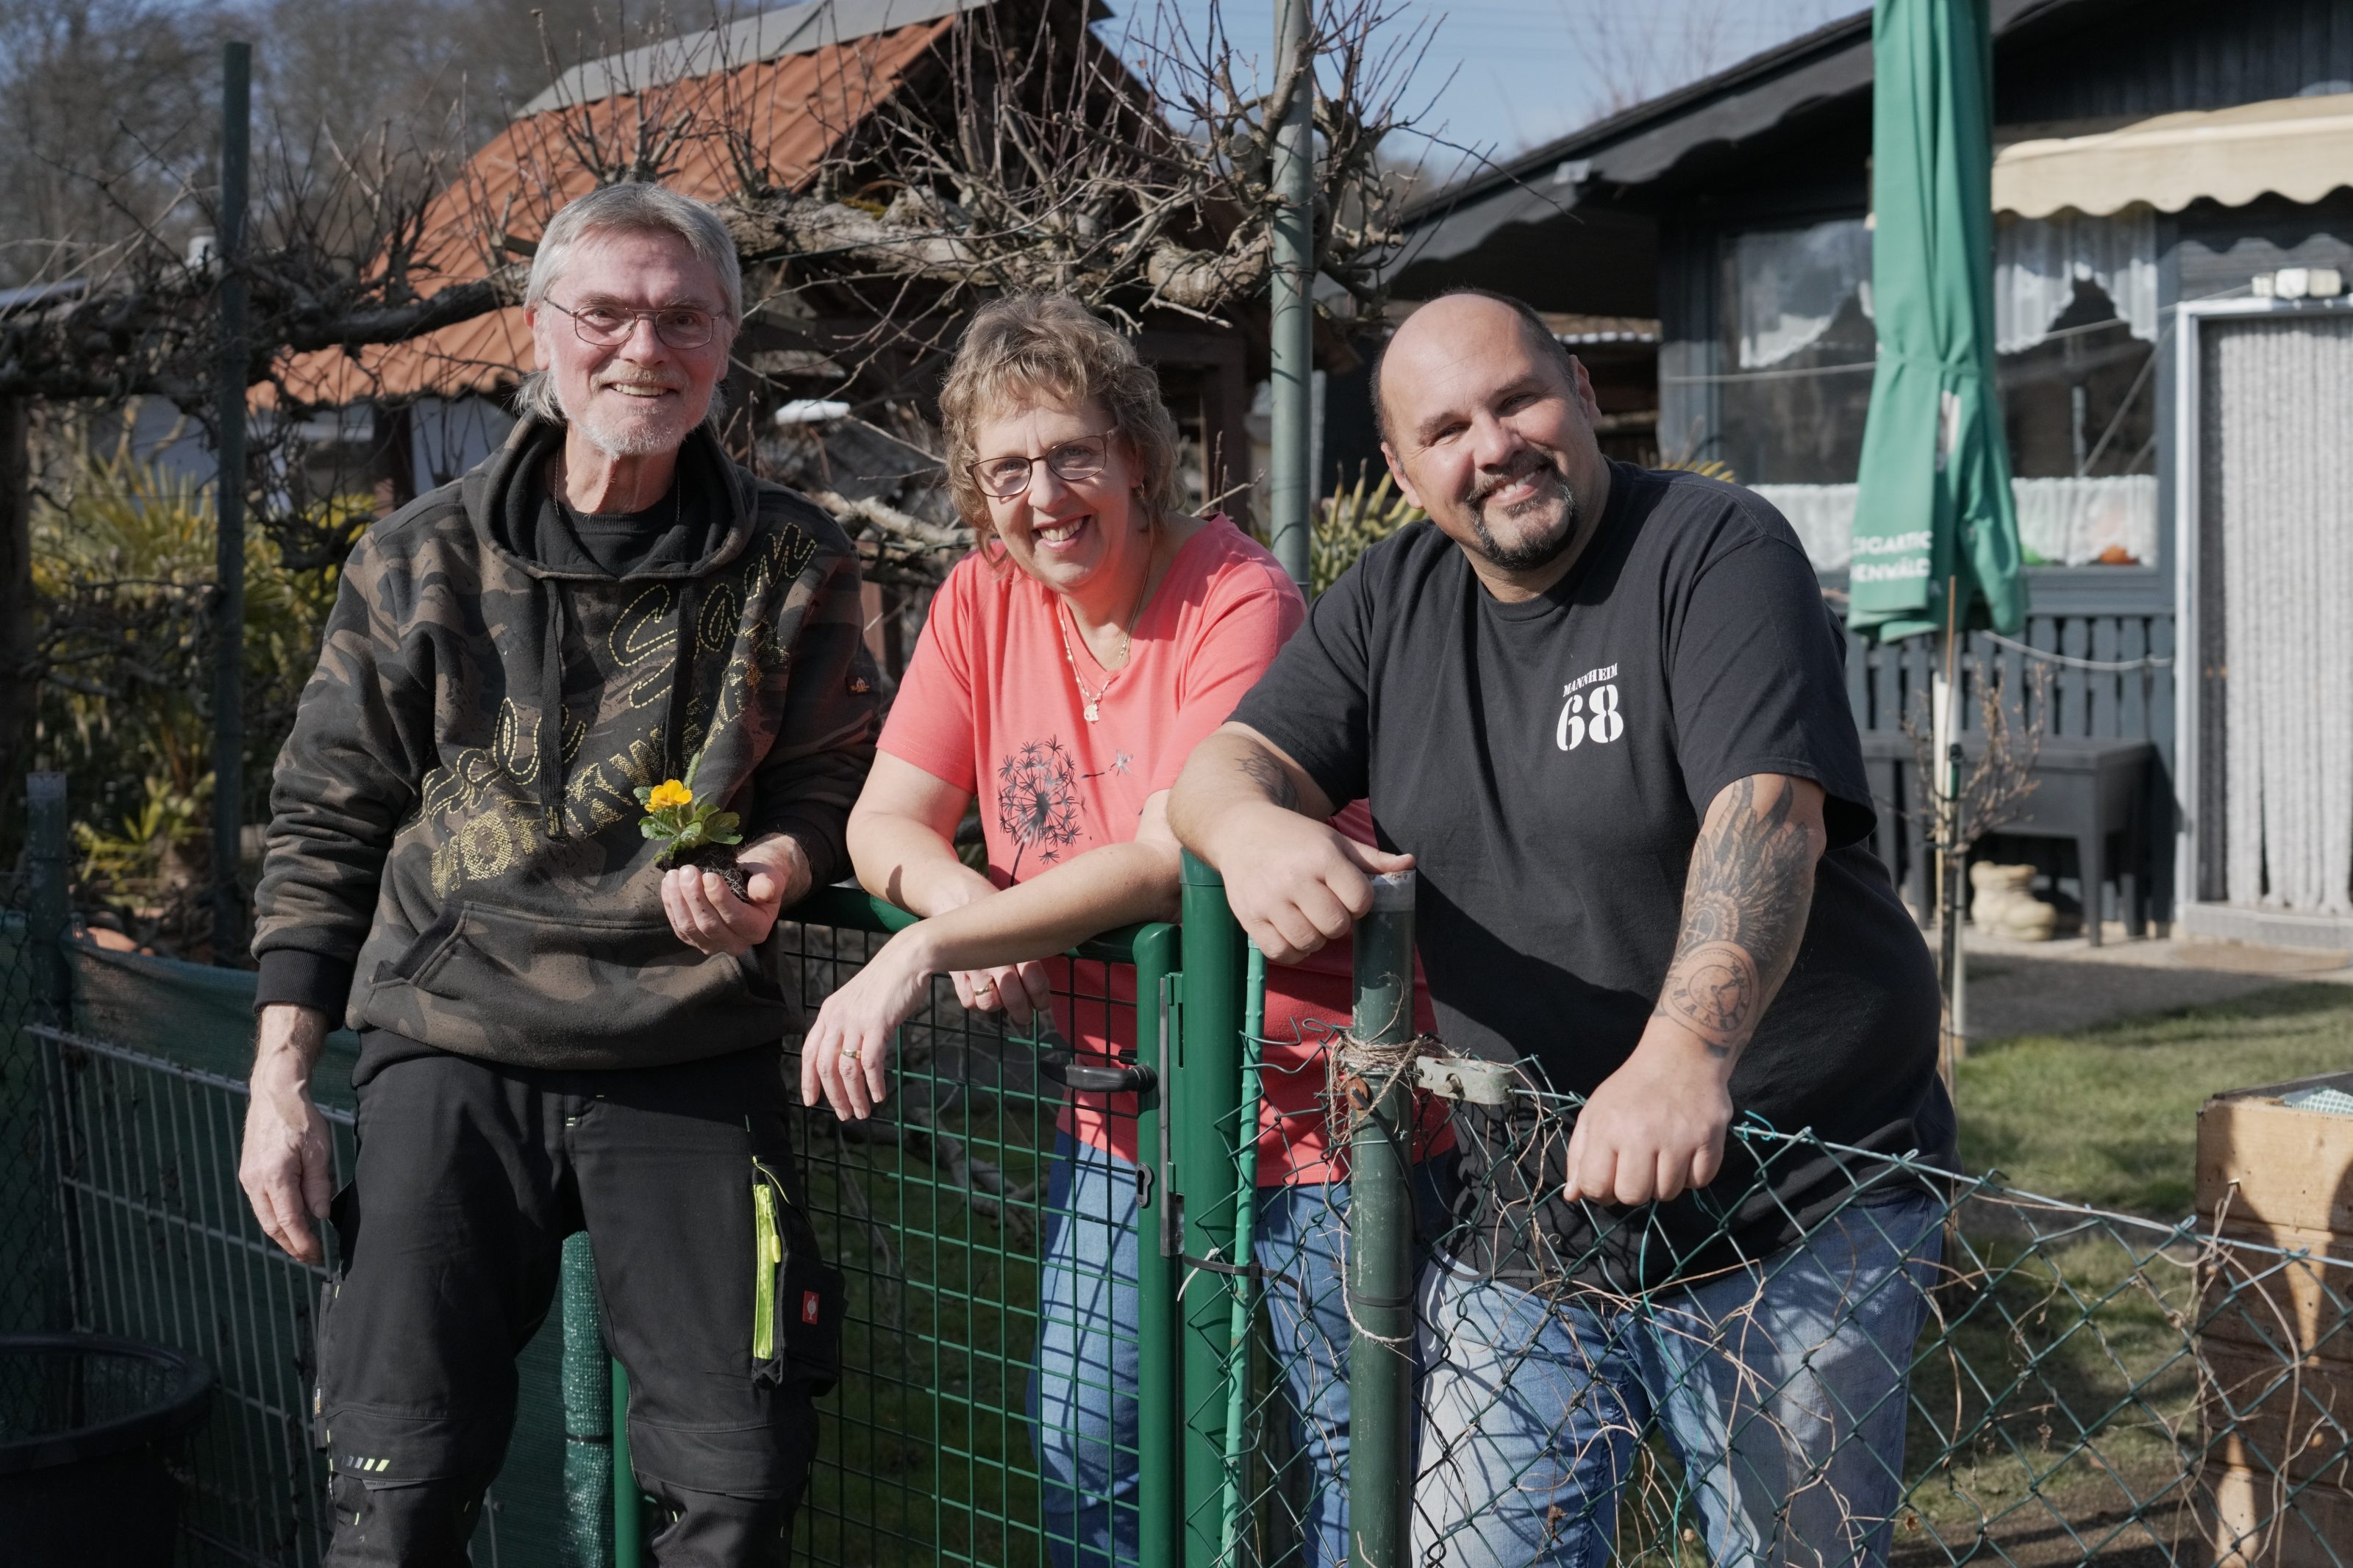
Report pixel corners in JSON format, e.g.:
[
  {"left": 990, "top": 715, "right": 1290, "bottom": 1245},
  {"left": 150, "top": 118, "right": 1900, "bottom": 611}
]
[
  {"left": 1333, "top": 1091, "right": 2353, "bottom": 1568},
  {"left": 1188, "top": 877, "right": 2353, "bottom": 1568}
]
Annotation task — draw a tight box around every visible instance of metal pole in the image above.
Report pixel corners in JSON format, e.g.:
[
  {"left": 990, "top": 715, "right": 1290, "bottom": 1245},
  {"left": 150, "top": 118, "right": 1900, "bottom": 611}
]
[
  {"left": 1345, "top": 870, "right": 1415, "bottom": 1568},
  {"left": 211, "top": 41, "right": 251, "bottom": 961},
  {"left": 26, "top": 772, "right": 69, "bottom": 1025},
  {"left": 1267, "top": 0, "right": 1315, "bottom": 590},
  {"left": 1216, "top": 945, "right": 1268, "bottom": 1566},
  {"left": 611, "top": 1359, "right": 642, "bottom": 1568},
  {"left": 1177, "top": 852, "right": 1249, "bottom": 1568},
  {"left": 1946, "top": 739, "right": 1968, "bottom": 1067},
  {"left": 27, "top": 772, "right": 79, "bottom": 1331},
  {"left": 1134, "top": 923, "right": 1184, "bottom": 1568},
  {"left": 560, "top": 1234, "right": 615, "bottom": 1568}
]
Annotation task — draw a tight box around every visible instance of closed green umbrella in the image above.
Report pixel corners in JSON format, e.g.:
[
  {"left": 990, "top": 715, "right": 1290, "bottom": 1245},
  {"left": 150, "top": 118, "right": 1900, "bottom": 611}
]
[{"left": 1847, "top": 0, "right": 2027, "bottom": 642}]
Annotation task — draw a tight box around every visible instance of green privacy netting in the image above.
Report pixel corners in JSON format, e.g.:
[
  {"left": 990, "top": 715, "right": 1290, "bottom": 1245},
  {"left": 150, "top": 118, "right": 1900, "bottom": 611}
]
[
  {"left": 7, "top": 895, "right": 1185, "bottom": 1568},
  {"left": 33, "top": 934, "right": 574, "bottom": 1568}
]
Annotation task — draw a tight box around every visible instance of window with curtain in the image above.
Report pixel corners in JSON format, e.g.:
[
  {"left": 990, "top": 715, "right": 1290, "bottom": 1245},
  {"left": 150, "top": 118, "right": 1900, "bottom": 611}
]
[
  {"left": 1723, "top": 207, "right": 2160, "bottom": 571},
  {"left": 1717, "top": 218, "right": 1879, "bottom": 490}
]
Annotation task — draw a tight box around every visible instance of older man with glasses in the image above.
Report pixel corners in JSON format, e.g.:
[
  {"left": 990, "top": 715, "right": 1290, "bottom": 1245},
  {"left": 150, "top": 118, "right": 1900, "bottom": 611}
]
[{"left": 239, "top": 182, "right": 879, "bottom": 1565}]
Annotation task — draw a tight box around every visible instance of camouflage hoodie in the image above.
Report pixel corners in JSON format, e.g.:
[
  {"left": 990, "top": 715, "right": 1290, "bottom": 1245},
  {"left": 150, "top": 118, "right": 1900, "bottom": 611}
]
[{"left": 251, "top": 418, "right": 879, "bottom": 1070}]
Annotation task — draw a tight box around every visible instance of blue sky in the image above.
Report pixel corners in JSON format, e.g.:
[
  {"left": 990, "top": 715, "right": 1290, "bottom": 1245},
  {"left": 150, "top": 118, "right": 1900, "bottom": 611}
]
[{"left": 1098, "top": 1, "right": 1863, "bottom": 177}]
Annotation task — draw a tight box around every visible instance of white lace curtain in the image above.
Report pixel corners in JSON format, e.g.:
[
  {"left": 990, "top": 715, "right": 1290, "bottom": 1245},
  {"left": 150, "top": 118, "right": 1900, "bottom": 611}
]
[
  {"left": 1733, "top": 207, "right": 2157, "bottom": 369},
  {"left": 1994, "top": 207, "right": 2158, "bottom": 354},
  {"left": 1752, "top": 476, "right": 2158, "bottom": 571},
  {"left": 1735, "top": 220, "right": 1874, "bottom": 368}
]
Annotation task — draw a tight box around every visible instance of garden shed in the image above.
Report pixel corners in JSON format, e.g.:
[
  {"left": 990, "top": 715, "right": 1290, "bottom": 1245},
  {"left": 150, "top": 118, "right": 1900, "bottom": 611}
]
[
  {"left": 1379, "top": 0, "right": 2353, "bottom": 940},
  {"left": 275, "top": 0, "right": 1262, "bottom": 524}
]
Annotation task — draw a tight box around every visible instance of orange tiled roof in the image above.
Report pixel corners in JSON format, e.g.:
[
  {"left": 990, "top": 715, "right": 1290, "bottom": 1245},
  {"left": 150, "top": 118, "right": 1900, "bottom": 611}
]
[{"left": 274, "top": 15, "right": 951, "bottom": 407}]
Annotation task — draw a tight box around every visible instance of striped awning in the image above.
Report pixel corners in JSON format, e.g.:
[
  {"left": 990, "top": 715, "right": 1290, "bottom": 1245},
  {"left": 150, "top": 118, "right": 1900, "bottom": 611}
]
[{"left": 1993, "top": 93, "right": 2353, "bottom": 219}]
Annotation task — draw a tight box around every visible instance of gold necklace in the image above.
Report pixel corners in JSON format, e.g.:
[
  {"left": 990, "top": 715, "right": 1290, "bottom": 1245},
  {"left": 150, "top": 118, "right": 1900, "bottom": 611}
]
[{"left": 1056, "top": 535, "right": 1161, "bottom": 723}]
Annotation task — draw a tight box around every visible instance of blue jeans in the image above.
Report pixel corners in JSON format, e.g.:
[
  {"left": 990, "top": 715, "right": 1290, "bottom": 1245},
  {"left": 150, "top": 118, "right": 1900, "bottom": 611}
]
[
  {"left": 1029, "top": 1131, "right": 1449, "bottom": 1568},
  {"left": 1415, "top": 1190, "right": 1941, "bottom": 1568}
]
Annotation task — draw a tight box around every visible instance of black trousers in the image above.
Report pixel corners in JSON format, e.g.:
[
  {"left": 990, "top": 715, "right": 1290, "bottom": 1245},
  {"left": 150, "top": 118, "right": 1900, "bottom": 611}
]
[{"left": 317, "top": 1042, "right": 823, "bottom": 1567}]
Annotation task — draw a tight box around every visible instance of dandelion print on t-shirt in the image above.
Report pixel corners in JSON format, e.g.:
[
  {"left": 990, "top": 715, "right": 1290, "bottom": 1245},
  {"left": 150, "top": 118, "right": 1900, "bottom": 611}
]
[{"left": 996, "top": 737, "right": 1083, "bottom": 877}]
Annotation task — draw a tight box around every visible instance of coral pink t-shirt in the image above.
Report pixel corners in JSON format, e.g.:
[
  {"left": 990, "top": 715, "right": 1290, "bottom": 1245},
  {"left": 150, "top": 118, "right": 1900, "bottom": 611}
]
[{"left": 879, "top": 518, "right": 1436, "bottom": 1184}]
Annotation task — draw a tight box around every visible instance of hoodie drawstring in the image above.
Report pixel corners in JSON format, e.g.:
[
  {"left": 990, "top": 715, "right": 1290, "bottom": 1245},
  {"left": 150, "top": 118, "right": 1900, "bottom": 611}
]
[
  {"left": 665, "top": 579, "right": 704, "bottom": 784},
  {"left": 541, "top": 587, "right": 570, "bottom": 840}
]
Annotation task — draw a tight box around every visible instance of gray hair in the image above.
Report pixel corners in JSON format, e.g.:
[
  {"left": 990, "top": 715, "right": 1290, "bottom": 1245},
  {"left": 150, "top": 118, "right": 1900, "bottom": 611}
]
[{"left": 514, "top": 182, "right": 742, "bottom": 426}]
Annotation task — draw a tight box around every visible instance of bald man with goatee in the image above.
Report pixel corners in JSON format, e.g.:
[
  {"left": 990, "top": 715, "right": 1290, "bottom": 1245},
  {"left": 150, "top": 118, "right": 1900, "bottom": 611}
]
[{"left": 1171, "top": 287, "right": 1947, "bottom": 1567}]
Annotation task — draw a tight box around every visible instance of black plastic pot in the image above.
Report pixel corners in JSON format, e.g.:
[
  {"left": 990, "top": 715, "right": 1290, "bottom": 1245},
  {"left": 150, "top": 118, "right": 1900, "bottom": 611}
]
[{"left": 0, "top": 1334, "right": 214, "bottom": 1567}]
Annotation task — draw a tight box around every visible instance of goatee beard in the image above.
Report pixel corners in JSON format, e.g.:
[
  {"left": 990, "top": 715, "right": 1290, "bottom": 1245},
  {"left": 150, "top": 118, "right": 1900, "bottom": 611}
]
[
  {"left": 1467, "top": 470, "right": 1581, "bottom": 573},
  {"left": 562, "top": 383, "right": 707, "bottom": 457}
]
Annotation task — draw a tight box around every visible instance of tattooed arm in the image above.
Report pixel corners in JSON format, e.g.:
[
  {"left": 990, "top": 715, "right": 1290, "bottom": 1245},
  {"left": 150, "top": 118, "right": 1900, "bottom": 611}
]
[
  {"left": 1168, "top": 723, "right": 1413, "bottom": 963},
  {"left": 1563, "top": 773, "right": 1829, "bottom": 1206}
]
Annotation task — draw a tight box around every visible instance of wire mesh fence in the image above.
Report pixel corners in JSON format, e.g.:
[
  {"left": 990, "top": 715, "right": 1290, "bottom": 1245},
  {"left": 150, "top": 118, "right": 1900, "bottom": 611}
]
[
  {"left": 32, "top": 1024, "right": 354, "bottom": 1563},
  {"left": 4, "top": 864, "right": 1193, "bottom": 1568},
  {"left": 1202, "top": 1042, "right": 2353, "bottom": 1568},
  {"left": 9, "top": 781, "right": 2353, "bottom": 1568},
  {"left": 1, "top": 774, "right": 71, "bottom": 1338},
  {"left": 773, "top": 887, "right": 1180, "bottom": 1568}
]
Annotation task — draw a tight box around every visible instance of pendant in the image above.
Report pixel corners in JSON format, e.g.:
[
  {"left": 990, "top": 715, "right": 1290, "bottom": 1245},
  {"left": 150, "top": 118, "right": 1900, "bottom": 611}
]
[{"left": 1083, "top": 698, "right": 1101, "bottom": 722}]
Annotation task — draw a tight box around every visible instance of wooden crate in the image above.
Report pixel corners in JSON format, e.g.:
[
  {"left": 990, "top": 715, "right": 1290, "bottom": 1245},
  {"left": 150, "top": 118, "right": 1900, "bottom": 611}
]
[
  {"left": 2197, "top": 1218, "right": 2353, "bottom": 1366},
  {"left": 2194, "top": 1464, "right": 2353, "bottom": 1568},
  {"left": 2194, "top": 1073, "right": 2353, "bottom": 1565}
]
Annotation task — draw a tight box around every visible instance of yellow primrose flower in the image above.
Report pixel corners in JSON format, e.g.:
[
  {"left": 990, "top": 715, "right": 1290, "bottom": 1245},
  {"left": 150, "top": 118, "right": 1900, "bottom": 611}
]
[{"left": 646, "top": 778, "right": 693, "bottom": 811}]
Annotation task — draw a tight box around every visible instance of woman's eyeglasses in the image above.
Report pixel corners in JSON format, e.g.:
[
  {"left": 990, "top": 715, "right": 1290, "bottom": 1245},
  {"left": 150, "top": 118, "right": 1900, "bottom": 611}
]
[
  {"left": 968, "top": 431, "right": 1119, "bottom": 501},
  {"left": 542, "top": 296, "right": 719, "bottom": 351}
]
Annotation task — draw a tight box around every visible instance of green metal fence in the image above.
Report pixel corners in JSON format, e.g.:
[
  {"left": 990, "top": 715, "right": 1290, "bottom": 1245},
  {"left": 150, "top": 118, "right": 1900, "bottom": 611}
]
[
  {"left": 11, "top": 770, "right": 2353, "bottom": 1568},
  {"left": 771, "top": 884, "right": 1188, "bottom": 1568},
  {"left": 0, "top": 777, "right": 1262, "bottom": 1568}
]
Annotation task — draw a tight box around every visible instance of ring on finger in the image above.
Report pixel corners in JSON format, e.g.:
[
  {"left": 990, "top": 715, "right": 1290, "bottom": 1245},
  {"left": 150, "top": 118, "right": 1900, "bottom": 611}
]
[{"left": 841, "top": 1046, "right": 862, "bottom": 1062}]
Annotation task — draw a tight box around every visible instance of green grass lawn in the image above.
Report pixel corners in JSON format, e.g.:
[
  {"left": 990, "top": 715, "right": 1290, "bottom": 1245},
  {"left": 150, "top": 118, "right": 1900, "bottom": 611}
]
[
  {"left": 1893, "top": 981, "right": 2353, "bottom": 1561},
  {"left": 1954, "top": 981, "right": 2353, "bottom": 1216}
]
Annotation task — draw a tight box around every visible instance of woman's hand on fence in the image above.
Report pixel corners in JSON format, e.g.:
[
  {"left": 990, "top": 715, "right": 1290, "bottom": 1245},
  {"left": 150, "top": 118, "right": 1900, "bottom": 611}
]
[
  {"left": 660, "top": 834, "right": 811, "bottom": 956},
  {"left": 240, "top": 1004, "right": 335, "bottom": 1265},
  {"left": 950, "top": 959, "right": 1052, "bottom": 1022},
  {"left": 800, "top": 931, "right": 935, "bottom": 1119}
]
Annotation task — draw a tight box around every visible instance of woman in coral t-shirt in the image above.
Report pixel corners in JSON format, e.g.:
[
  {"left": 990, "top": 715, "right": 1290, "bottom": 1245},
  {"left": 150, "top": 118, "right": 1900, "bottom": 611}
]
[{"left": 800, "top": 296, "right": 1434, "bottom": 1568}]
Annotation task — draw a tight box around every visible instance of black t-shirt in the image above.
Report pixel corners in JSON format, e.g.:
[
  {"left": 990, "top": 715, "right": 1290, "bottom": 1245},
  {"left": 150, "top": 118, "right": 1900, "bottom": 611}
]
[
  {"left": 1231, "top": 462, "right": 1950, "bottom": 1286},
  {"left": 554, "top": 481, "right": 709, "bottom": 579}
]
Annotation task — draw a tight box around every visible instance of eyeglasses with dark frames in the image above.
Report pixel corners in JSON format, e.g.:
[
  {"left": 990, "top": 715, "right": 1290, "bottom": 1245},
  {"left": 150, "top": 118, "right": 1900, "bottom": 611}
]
[
  {"left": 542, "top": 296, "right": 721, "bottom": 351},
  {"left": 968, "top": 429, "right": 1121, "bottom": 501}
]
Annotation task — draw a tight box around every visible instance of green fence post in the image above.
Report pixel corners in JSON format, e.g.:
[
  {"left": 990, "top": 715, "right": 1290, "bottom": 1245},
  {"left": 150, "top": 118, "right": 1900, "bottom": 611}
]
[
  {"left": 210, "top": 40, "right": 251, "bottom": 960},
  {"left": 560, "top": 1233, "right": 615, "bottom": 1568},
  {"left": 1132, "top": 921, "right": 1184, "bottom": 1568},
  {"left": 1345, "top": 871, "right": 1417, "bottom": 1568},
  {"left": 25, "top": 772, "right": 68, "bottom": 1027},
  {"left": 26, "top": 770, "right": 76, "bottom": 1333},
  {"left": 611, "top": 1358, "right": 642, "bottom": 1568},
  {"left": 1217, "top": 945, "right": 1267, "bottom": 1567},
  {"left": 1176, "top": 853, "right": 1247, "bottom": 1568}
]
